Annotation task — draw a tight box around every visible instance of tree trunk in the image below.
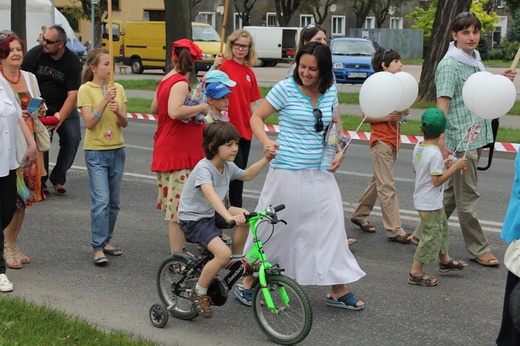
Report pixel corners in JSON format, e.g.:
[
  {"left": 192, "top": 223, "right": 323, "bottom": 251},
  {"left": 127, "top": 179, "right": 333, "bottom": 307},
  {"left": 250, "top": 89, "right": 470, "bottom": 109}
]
[
  {"left": 11, "top": 0, "right": 26, "bottom": 43},
  {"left": 417, "top": 0, "right": 472, "bottom": 101},
  {"left": 166, "top": 0, "right": 195, "bottom": 82}
]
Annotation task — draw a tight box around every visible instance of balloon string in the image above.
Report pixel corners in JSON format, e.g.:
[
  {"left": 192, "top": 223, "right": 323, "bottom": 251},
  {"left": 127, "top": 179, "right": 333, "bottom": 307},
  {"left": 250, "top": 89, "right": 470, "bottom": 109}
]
[{"left": 340, "top": 116, "right": 367, "bottom": 156}]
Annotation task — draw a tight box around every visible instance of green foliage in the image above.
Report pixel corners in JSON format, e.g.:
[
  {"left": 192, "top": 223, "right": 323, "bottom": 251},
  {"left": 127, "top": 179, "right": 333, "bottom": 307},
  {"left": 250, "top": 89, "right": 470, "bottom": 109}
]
[
  {"left": 494, "top": 38, "right": 520, "bottom": 60},
  {"left": 406, "top": 0, "right": 501, "bottom": 52},
  {"left": 507, "top": 8, "right": 520, "bottom": 42}
]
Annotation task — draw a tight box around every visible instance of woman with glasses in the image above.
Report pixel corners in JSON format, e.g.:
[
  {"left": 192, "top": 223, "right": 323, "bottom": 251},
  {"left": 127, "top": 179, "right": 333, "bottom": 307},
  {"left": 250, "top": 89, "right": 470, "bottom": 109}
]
[
  {"left": 241, "top": 42, "right": 366, "bottom": 311},
  {"left": 0, "top": 31, "right": 47, "bottom": 269},
  {"left": 212, "top": 29, "right": 261, "bottom": 209}
]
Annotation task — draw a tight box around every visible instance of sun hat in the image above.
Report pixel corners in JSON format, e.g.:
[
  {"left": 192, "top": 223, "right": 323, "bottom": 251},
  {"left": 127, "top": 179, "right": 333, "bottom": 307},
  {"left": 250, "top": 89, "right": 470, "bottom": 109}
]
[
  {"left": 420, "top": 108, "right": 450, "bottom": 136},
  {"left": 204, "top": 70, "right": 237, "bottom": 87},
  {"left": 172, "top": 39, "right": 202, "bottom": 61},
  {"left": 205, "top": 82, "right": 232, "bottom": 99}
]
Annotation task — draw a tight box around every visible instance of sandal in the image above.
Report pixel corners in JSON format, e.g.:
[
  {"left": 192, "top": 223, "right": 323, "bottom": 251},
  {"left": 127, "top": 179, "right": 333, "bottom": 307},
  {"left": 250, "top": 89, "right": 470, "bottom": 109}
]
[
  {"left": 388, "top": 233, "right": 412, "bottom": 244},
  {"left": 11, "top": 244, "right": 31, "bottom": 264},
  {"left": 410, "top": 236, "right": 420, "bottom": 246},
  {"left": 471, "top": 252, "right": 500, "bottom": 267},
  {"left": 408, "top": 272, "right": 438, "bottom": 287},
  {"left": 221, "top": 232, "right": 232, "bottom": 245},
  {"left": 439, "top": 259, "right": 468, "bottom": 273},
  {"left": 4, "top": 244, "right": 22, "bottom": 269},
  {"left": 347, "top": 236, "right": 357, "bottom": 246},
  {"left": 326, "top": 292, "right": 364, "bottom": 311},
  {"left": 350, "top": 218, "right": 376, "bottom": 233}
]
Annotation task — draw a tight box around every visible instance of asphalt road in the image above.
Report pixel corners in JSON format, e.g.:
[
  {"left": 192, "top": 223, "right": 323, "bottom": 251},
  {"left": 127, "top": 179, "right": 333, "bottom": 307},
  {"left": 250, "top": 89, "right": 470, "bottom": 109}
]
[{"left": 7, "top": 116, "right": 517, "bottom": 346}]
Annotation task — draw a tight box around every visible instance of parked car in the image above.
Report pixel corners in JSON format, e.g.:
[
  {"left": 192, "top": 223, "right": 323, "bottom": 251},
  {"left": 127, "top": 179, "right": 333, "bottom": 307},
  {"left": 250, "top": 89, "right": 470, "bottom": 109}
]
[
  {"left": 66, "top": 38, "right": 87, "bottom": 62},
  {"left": 330, "top": 37, "right": 376, "bottom": 84}
]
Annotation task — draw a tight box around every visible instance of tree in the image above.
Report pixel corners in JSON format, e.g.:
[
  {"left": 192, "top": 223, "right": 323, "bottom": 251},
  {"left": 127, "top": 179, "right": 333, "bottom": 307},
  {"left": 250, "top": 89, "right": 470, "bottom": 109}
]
[
  {"left": 507, "top": 0, "right": 520, "bottom": 17},
  {"left": 373, "top": 0, "right": 413, "bottom": 28},
  {"left": 11, "top": 0, "right": 26, "bottom": 43},
  {"left": 232, "top": 0, "right": 259, "bottom": 27},
  {"left": 274, "top": 0, "right": 302, "bottom": 27},
  {"left": 166, "top": 1, "right": 195, "bottom": 82},
  {"left": 61, "top": 0, "right": 108, "bottom": 48},
  {"left": 416, "top": 0, "right": 472, "bottom": 101},
  {"left": 299, "top": 0, "right": 338, "bottom": 25},
  {"left": 352, "top": 0, "right": 376, "bottom": 28}
]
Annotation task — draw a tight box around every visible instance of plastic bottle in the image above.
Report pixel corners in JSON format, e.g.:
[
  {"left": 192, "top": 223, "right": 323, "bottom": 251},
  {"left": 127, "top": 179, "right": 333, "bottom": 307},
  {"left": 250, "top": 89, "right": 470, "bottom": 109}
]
[
  {"left": 320, "top": 118, "right": 340, "bottom": 170},
  {"left": 183, "top": 81, "right": 207, "bottom": 124}
]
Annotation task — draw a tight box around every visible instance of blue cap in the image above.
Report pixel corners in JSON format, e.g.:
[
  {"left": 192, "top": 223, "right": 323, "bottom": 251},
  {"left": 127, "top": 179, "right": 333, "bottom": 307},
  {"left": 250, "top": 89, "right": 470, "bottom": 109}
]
[
  {"left": 205, "top": 82, "right": 232, "bottom": 99},
  {"left": 204, "top": 70, "right": 236, "bottom": 87}
]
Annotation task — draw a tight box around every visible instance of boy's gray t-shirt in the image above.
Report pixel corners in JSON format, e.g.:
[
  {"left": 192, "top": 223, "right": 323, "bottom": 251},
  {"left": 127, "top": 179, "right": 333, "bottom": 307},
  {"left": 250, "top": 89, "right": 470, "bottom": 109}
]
[{"left": 178, "top": 158, "right": 245, "bottom": 221}]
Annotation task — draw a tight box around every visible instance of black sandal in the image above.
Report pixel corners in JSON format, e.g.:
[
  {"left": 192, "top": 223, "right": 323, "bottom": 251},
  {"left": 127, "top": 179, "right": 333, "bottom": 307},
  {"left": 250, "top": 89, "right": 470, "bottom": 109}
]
[
  {"left": 439, "top": 259, "right": 467, "bottom": 273},
  {"left": 350, "top": 218, "right": 376, "bottom": 233},
  {"left": 388, "top": 233, "right": 412, "bottom": 244},
  {"left": 408, "top": 272, "right": 438, "bottom": 287}
]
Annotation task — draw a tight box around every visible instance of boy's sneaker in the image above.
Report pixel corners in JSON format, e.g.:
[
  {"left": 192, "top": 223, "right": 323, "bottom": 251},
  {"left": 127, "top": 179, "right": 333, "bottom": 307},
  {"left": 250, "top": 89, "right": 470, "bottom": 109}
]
[
  {"left": 234, "top": 284, "right": 253, "bottom": 307},
  {"left": 0, "top": 274, "right": 14, "bottom": 292},
  {"left": 190, "top": 289, "right": 213, "bottom": 318}
]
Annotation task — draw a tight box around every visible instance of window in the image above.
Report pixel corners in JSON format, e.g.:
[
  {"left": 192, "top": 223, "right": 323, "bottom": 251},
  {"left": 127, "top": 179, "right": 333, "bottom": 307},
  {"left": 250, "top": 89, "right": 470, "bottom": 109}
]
[
  {"left": 332, "top": 16, "right": 345, "bottom": 36},
  {"left": 497, "top": 0, "right": 505, "bottom": 8},
  {"left": 364, "top": 17, "right": 375, "bottom": 29},
  {"left": 234, "top": 13, "right": 243, "bottom": 31},
  {"left": 266, "top": 12, "right": 278, "bottom": 27},
  {"left": 57, "top": 7, "right": 79, "bottom": 32},
  {"left": 144, "top": 10, "right": 165, "bottom": 21},
  {"left": 196, "top": 12, "right": 216, "bottom": 27},
  {"left": 300, "top": 14, "right": 313, "bottom": 27},
  {"left": 390, "top": 17, "right": 403, "bottom": 29}
]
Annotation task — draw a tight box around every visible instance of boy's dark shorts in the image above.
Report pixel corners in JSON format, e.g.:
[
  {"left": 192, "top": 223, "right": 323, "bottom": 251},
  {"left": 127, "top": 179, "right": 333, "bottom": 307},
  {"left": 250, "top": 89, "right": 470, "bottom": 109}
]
[{"left": 180, "top": 213, "right": 227, "bottom": 248}]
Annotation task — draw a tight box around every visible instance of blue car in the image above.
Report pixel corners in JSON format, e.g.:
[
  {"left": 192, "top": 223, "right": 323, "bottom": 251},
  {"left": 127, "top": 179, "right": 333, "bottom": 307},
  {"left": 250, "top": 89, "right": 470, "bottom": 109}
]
[
  {"left": 66, "top": 38, "right": 87, "bottom": 62},
  {"left": 330, "top": 37, "right": 376, "bottom": 84}
]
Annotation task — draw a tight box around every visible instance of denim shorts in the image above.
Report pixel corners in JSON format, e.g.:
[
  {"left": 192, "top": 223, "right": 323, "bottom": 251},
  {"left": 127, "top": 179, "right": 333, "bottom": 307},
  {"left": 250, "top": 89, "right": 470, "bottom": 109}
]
[{"left": 180, "top": 212, "right": 227, "bottom": 248}]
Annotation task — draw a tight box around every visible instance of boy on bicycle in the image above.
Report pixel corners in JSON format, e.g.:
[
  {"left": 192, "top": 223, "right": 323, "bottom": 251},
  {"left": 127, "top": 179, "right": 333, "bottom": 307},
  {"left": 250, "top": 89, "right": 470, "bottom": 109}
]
[{"left": 178, "top": 121, "right": 275, "bottom": 318}]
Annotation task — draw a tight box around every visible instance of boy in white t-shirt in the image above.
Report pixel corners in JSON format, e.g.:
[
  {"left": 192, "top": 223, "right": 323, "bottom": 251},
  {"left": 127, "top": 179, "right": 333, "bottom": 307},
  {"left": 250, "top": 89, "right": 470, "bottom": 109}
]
[{"left": 408, "top": 108, "right": 469, "bottom": 287}]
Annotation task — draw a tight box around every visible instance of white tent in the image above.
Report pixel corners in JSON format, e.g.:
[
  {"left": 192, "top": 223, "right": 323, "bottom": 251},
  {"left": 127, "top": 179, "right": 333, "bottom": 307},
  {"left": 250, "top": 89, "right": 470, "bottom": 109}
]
[{"left": 0, "top": 0, "right": 79, "bottom": 50}]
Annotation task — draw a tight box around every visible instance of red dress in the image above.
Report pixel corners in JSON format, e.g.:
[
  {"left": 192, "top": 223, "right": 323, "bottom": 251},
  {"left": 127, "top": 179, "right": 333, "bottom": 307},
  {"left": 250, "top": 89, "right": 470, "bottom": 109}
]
[{"left": 151, "top": 73, "right": 205, "bottom": 172}]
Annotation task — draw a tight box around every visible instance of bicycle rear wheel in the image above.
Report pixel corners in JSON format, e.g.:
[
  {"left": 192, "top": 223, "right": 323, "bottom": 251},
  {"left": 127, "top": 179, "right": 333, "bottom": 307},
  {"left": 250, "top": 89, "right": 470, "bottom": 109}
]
[
  {"left": 252, "top": 274, "right": 313, "bottom": 345},
  {"left": 156, "top": 254, "right": 199, "bottom": 320}
]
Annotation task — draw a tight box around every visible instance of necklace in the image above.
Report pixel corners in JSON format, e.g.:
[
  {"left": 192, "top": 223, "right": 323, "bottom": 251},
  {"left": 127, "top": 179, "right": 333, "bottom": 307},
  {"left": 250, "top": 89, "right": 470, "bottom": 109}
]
[
  {"left": 303, "top": 85, "right": 319, "bottom": 95},
  {"left": 0, "top": 66, "right": 21, "bottom": 84}
]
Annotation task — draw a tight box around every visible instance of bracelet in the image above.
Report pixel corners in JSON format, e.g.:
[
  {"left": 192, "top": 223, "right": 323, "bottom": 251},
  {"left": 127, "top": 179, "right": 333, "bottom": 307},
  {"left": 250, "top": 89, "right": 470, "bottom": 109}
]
[{"left": 93, "top": 110, "right": 102, "bottom": 119}]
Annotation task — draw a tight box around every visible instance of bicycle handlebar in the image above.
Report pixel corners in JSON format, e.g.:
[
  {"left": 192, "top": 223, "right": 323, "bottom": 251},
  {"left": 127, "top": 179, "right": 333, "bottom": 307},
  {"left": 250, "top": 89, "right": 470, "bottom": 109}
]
[{"left": 224, "top": 205, "right": 285, "bottom": 229}]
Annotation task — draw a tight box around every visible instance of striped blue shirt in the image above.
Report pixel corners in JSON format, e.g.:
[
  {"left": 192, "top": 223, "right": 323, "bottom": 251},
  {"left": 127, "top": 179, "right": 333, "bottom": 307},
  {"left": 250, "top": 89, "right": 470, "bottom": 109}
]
[{"left": 267, "top": 78, "right": 339, "bottom": 170}]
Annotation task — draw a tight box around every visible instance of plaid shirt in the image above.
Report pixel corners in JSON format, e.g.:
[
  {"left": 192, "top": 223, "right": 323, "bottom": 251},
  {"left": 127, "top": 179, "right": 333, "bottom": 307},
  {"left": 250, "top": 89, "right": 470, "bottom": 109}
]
[{"left": 435, "top": 57, "right": 492, "bottom": 151}]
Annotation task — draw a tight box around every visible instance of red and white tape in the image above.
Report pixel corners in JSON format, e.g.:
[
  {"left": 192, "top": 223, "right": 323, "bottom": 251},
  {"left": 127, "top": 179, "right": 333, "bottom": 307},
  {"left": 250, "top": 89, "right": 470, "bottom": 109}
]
[{"left": 128, "top": 113, "right": 520, "bottom": 153}]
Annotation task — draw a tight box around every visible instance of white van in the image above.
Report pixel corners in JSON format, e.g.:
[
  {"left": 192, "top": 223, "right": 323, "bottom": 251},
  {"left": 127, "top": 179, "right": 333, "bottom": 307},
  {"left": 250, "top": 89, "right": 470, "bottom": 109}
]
[{"left": 243, "top": 26, "right": 302, "bottom": 67}]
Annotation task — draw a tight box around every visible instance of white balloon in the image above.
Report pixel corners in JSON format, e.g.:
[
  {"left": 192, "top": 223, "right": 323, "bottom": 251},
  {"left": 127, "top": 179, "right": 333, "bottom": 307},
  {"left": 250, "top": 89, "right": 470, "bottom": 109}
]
[
  {"left": 462, "top": 71, "right": 493, "bottom": 113},
  {"left": 394, "top": 72, "right": 418, "bottom": 111},
  {"left": 471, "top": 74, "right": 516, "bottom": 119},
  {"left": 359, "top": 72, "right": 402, "bottom": 118}
]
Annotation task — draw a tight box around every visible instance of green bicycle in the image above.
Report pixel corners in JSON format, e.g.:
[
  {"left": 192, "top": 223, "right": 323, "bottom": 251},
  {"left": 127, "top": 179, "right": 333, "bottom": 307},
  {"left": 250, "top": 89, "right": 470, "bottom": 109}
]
[{"left": 150, "top": 204, "right": 313, "bottom": 345}]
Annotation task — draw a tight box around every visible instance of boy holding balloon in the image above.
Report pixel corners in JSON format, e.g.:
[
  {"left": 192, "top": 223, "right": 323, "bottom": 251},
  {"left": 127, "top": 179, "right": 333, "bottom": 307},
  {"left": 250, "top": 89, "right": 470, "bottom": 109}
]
[
  {"left": 408, "top": 108, "right": 468, "bottom": 287},
  {"left": 351, "top": 48, "right": 414, "bottom": 244},
  {"left": 411, "top": 12, "right": 516, "bottom": 267}
]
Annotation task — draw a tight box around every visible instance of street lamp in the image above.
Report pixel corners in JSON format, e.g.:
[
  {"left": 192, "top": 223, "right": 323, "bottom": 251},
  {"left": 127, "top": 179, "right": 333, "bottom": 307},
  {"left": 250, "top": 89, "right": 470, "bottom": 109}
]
[{"left": 91, "top": 0, "right": 99, "bottom": 48}]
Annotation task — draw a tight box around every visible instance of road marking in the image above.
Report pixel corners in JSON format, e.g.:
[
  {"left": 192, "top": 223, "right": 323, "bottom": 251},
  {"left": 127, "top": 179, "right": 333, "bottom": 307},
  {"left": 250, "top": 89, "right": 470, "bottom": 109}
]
[{"left": 65, "top": 164, "right": 504, "bottom": 234}]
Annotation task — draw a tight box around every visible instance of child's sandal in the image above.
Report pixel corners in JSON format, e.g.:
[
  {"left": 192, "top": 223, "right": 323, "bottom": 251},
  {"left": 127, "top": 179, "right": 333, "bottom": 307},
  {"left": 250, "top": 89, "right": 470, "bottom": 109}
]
[
  {"left": 408, "top": 272, "right": 438, "bottom": 287},
  {"left": 439, "top": 259, "right": 467, "bottom": 273}
]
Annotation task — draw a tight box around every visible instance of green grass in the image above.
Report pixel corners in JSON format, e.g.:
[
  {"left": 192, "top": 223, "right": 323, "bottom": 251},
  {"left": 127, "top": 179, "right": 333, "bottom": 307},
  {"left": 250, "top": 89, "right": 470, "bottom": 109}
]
[
  {"left": 0, "top": 296, "right": 158, "bottom": 345},
  {"left": 118, "top": 79, "right": 159, "bottom": 90}
]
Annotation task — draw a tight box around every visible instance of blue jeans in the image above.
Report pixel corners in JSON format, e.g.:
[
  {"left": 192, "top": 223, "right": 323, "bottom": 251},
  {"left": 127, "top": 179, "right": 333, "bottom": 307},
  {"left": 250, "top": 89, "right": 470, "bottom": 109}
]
[
  {"left": 42, "top": 110, "right": 82, "bottom": 186},
  {"left": 85, "top": 148, "right": 126, "bottom": 251}
]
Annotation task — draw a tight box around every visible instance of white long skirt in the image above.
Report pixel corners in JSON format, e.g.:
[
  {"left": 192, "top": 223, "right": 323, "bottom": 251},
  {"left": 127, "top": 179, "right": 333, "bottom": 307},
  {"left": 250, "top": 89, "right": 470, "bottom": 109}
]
[{"left": 245, "top": 168, "right": 366, "bottom": 286}]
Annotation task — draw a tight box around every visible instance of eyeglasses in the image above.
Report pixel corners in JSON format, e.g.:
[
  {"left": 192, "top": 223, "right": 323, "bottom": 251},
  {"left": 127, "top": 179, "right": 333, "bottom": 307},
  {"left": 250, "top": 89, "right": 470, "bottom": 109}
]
[
  {"left": 313, "top": 108, "right": 323, "bottom": 132},
  {"left": 0, "top": 33, "right": 17, "bottom": 41},
  {"left": 382, "top": 48, "right": 393, "bottom": 60},
  {"left": 454, "top": 11, "right": 476, "bottom": 21},
  {"left": 232, "top": 43, "right": 250, "bottom": 51},
  {"left": 42, "top": 37, "right": 60, "bottom": 45}
]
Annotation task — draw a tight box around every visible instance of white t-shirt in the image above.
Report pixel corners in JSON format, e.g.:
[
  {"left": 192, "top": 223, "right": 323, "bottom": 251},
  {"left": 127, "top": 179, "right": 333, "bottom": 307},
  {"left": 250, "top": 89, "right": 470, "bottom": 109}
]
[
  {"left": 412, "top": 143, "right": 445, "bottom": 211},
  {"left": 0, "top": 76, "right": 22, "bottom": 177}
]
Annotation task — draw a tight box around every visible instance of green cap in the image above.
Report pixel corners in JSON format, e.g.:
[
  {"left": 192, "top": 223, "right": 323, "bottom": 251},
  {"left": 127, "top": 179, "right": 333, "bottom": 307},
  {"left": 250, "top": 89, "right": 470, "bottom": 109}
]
[{"left": 420, "top": 108, "right": 449, "bottom": 136}]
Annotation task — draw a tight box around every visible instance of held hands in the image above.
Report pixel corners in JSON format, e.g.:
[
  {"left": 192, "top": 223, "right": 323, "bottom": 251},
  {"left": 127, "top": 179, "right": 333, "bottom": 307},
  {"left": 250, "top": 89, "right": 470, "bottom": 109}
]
[{"left": 263, "top": 140, "right": 279, "bottom": 161}]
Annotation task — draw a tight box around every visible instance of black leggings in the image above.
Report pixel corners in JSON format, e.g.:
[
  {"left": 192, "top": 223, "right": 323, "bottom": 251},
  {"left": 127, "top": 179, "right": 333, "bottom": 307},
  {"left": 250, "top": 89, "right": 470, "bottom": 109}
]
[
  {"left": 229, "top": 138, "right": 251, "bottom": 208},
  {"left": 0, "top": 170, "right": 17, "bottom": 274},
  {"left": 497, "top": 270, "right": 520, "bottom": 345}
]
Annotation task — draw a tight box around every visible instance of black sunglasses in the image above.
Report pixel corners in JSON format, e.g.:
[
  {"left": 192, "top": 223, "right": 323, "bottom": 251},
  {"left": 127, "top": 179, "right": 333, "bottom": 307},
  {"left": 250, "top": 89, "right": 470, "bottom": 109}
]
[
  {"left": 313, "top": 108, "right": 323, "bottom": 132},
  {"left": 382, "top": 48, "right": 393, "bottom": 61},
  {"left": 454, "top": 12, "right": 476, "bottom": 21},
  {"left": 42, "top": 37, "right": 60, "bottom": 45},
  {"left": 0, "top": 33, "right": 17, "bottom": 41}
]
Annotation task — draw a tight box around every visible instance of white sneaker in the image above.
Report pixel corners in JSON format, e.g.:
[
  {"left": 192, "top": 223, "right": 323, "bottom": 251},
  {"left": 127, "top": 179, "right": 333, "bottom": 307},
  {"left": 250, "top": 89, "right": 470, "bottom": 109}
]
[{"left": 0, "top": 273, "right": 14, "bottom": 292}]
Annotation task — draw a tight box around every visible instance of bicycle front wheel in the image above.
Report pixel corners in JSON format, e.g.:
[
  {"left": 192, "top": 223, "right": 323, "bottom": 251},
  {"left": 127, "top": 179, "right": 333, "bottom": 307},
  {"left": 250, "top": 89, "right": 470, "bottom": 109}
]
[
  {"left": 252, "top": 274, "right": 313, "bottom": 345},
  {"left": 156, "top": 254, "right": 199, "bottom": 320}
]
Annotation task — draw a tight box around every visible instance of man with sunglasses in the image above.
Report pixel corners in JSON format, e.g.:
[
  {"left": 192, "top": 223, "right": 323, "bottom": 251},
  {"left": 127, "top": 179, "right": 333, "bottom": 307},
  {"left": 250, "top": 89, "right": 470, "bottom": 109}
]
[
  {"left": 22, "top": 25, "right": 82, "bottom": 196},
  {"left": 412, "top": 12, "right": 516, "bottom": 268}
]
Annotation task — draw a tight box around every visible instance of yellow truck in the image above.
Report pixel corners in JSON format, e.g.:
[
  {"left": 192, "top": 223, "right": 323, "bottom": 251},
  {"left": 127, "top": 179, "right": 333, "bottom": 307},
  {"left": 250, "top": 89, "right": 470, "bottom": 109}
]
[{"left": 102, "top": 20, "right": 221, "bottom": 74}]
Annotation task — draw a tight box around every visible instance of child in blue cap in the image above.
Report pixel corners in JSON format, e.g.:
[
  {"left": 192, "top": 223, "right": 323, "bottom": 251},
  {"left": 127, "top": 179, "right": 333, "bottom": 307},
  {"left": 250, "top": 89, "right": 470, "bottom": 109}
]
[
  {"left": 205, "top": 82, "right": 232, "bottom": 123},
  {"left": 408, "top": 108, "right": 469, "bottom": 287}
]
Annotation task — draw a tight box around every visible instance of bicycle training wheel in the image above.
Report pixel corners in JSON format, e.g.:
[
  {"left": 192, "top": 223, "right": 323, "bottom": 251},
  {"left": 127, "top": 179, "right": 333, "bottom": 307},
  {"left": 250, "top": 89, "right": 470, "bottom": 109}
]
[
  {"left": 252, "top": 274, "right": 313, "bottom": 345},
  {"left": 156, "top": 254, "right": 199, "bottom": 320}
]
